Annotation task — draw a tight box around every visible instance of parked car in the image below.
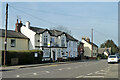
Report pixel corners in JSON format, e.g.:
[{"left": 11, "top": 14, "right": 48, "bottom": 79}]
[
  {"left": 108, "top": 55, "right": 119, "bottom": 63},
  {"left": 115, "top": 53, "right": 120, "bottom": 60}
]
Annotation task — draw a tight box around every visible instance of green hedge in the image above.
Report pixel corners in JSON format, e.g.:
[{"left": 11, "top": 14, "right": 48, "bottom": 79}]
[{"left": 1, "top": 50, "right": 43, "bottom": 66}]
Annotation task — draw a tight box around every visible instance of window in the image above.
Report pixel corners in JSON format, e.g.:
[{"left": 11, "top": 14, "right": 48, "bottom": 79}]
[
  {"left": 69, "top": 42, "right": 71, "bottom": 47},
  {"left": 66, "top": 42, "right": 68, "bottom": 47},
  {"left": 11, "top": 39, "right": 16, "bottom": 47},
  {"left": 51, "top": 38, "right": 54, "bottom": 44},
  {"left": 44, "top": 35, "right": 48, "bottom": 46},
  {"left": 62, "top": 52, "right": 65, "bottom": 55},
  {"left": 57, "top": 49, "right": 61, "bottom": 57},
  {"left": 44, "top": 49, "right": 49, "bottom": 57},
  {"left": 61, "top": 37, "right": 65, "bottom": 47}
]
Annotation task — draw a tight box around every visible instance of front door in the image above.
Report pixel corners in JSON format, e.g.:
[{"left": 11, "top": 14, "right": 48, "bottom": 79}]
[{"left": 53, "top": 51, "right": 55, "bottom": 61}]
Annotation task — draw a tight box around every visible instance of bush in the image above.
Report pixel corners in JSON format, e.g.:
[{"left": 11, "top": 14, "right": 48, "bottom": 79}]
[{"left": 1, "top": 50, "right": 43, "bottom": 66}]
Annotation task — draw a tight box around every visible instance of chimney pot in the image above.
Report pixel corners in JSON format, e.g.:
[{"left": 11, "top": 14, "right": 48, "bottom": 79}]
[{"left": 26, "top": 21, "right": 30, "bottom": 28}]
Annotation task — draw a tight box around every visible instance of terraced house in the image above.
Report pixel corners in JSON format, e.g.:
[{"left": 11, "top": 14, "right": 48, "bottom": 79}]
[
  {"left": 18, "top": 21, "right": 78, "bottom": 61},
  {"left": 0, "top": 29, "right": 29, "bottom": 51}
]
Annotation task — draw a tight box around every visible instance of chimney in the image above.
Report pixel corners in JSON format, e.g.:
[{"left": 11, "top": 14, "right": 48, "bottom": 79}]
[
  {"left": 15, "top": 18, "right": 19, "bottom": 32},
  {"left": 86, "top": 37, "right": 90, "bottom": 43},
  {"left": 26, "top": 21, "right": 30, "bottom": 28},
  {"left": 15, "top": 18, "right": 23, "bottom": 32},
  {"left": 82, "top": 37, "right": 85, "bottom": 40}
]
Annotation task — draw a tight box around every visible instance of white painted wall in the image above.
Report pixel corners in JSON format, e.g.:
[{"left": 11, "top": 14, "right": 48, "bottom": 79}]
[
  {"left": 67, "top": 41, "right": 78, "bottom": 58},
  {"left": 21, "top": 25, "right": 36, "bottom": 50},
  {"left": 81, "top": 39, "right": 98, "bottom": 57}
]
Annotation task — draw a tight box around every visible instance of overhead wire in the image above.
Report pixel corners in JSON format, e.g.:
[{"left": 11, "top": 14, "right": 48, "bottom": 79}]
[{"left": 8, "top": 4, "right": 62, "bottom": 27}]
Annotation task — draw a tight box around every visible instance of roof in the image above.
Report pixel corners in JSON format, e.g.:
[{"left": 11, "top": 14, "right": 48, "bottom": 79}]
[
  {"left": 30, "top": 26, "right": 47, "bottom": 34},
  {"left": 89, "top": 42, "right": 98, "bottom": 47},
  {"left": 0, "top": 29, "right": 28, "bottom": 39},
  {"left": 29, "top": 26, "right": 78, "bottom": 41},
  {"left": 49, "top": 30, "right": 64, "bottom": 36},
  {"left": 65, "top": 33, "right": 78, "bottom": 41},
  {"left": 82, "top": 39, "right": 98, "bottom": 47}
]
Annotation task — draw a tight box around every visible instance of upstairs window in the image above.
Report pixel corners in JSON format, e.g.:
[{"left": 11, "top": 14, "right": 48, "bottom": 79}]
[
  {"left": 61, "top": 37, "right": 65, "bottom": 47},
  {"left": 44, "top": 35, "right": 48, "bottom": 46},
  {"left": 51, "top": 38, "right": 55, "bottom": 44},
  {"left": 11, "top": 39, "right": 16, "bottom": 47},
  {"left": 57, "top": 49, "right": 61, "bottom": 57}
]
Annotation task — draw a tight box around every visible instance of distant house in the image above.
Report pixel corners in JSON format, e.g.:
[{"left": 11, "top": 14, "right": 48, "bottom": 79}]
[
  {"left": 0, "top": 29, "right": 29, "bottom": 50},
  {"left": 98, "top": 48, "right": 111, "bottom": 56},
  {"left": 20, "top": 21, "right": 78, "bottom": 61},
  {"left": 81, "top": 37, "right": 98, "bottom": 58}
]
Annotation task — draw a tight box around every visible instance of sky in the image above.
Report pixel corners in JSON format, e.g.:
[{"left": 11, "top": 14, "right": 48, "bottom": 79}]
[{"left": 1, "top": 2, "right": 118, "bottom": 47}]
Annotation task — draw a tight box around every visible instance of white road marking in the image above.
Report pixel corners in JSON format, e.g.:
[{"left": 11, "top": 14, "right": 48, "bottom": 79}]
[
  {"left": 16, "top": 75, "right": 20, "bottom": 77},
  {"left": 95, "top": 71, "right": 100, "bottom": 73},
  {"left": 101, "top": 70, "right": 104, "bottom": 71},
  {"left": 95, "top": 72, "right": 106, "bottom": 74},
  {"left": 76, "top": 75, "right": 83, "bottom": 78},
  {"left": 33, "top": 73, "right": 37, "bottom": 75},
  {"left": 58, "top": 69, "right": 62, "bottom": 71},
  {"left": 87, "top": 73, "right": 93, "bottom": 75},
  {"left": 45, "top": 71, "right": 50, "bottom": 73},
  {"left": 83, "top": 76, "right": 104, "bottom": 78},
  {"left": 67, "top": 67, "right": 71, "bottom": 70}
]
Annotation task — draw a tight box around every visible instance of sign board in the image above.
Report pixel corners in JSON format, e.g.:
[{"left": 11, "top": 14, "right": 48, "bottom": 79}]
[
  {"left": 48, "top": 42, "right": 50, "bottom": 47},
  {"left": 34, "top": 53, "right": 38, "bottom": 57}
]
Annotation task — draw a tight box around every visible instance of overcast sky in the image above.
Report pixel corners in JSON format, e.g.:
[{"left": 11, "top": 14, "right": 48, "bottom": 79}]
[{"left": 1, "top": 2, "right": 118, "bottom": 47}]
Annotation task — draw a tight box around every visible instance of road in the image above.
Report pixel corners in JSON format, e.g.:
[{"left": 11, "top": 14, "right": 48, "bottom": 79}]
[{"left": 2, "top": 60, "right": 119, "bottom": 78}]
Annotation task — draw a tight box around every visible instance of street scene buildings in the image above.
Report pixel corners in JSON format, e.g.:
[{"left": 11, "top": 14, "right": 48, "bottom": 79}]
[{"left": 1, "top": 2, "right": 120, "bottom": 79}]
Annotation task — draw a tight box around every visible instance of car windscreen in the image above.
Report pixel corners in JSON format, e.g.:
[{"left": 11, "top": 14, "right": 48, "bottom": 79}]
[{"left": 109, "top": 56, "right": 116, "bottom": 58}]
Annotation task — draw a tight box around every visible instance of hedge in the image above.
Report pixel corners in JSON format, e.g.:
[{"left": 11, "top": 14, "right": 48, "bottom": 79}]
[{"left": 1, "top": 50, "right": 43, "bottom": 66}]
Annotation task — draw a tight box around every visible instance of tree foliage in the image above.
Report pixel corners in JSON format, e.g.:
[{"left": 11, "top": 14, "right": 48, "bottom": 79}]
[{"left": 100, "top": 40, "right": 119, "bottom": 54}]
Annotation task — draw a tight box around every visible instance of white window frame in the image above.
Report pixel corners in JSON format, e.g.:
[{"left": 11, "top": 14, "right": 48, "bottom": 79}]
[
  {"left": 43, "top": 35, "right": 48, "bottom": 46},
  {"left": 57, "top": 49, "right": 61, "bottom": 57},
  {"left": 61, "top": 37, "right": 65, "bottom": 47},
  {"left": 43, "top": 49, "right": 49, "bottom": 57}
]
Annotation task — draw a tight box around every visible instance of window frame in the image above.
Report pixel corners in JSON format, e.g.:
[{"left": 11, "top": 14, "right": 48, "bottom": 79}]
[{"left": 11, "top": 39, "right": 16, "bottom": 47}]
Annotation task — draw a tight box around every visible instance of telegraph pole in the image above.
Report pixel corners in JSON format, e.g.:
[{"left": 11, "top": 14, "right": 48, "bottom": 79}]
[
  {"left": 91, "top": 28, "right": 93, "bottom": 58},
  {"left": 4, "top": 3, "right": 8, "bottom": 66}
]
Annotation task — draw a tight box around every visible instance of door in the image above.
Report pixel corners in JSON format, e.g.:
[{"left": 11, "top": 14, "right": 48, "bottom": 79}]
[{"left": 53, "top": 51, "right": 56, "bottom": 61}]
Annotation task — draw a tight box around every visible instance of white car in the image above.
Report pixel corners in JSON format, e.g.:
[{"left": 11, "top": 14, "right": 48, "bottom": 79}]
[{"left": 108, "top": 55, "right": 119, "bottom": 63}]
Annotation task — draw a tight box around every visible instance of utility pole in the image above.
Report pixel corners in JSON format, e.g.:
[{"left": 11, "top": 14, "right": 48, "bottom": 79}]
[
  {"left": 91, "top": 28, "right": 93, "bottom": 58},
  {"left": 4, "top": 3, "right": 8, "bottom": 66}
]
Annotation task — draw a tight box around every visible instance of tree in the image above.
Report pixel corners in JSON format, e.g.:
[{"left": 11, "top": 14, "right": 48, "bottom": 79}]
[
  {"left": 100, "top": 40, "right": 119, "bottom": 54},
  {"left": 50, "top": 25, "right": 72, "bottom": 35}
]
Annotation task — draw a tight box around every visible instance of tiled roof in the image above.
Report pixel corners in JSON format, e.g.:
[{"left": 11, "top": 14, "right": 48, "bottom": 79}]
[
  {"left": 65, "top": 33, "right": 78, "bottom": 41},
  {"left": 29, "top": 26, "right": 78, "bottom": 41},
  {"left": 30, "top": 26, "right": 47, "bottom": 34},
  {"left": 89, "top": 42, "right": 98, "bottom": 47},
  {"left": 0, "top": 29, "right": 28, "bottom": 39},
  {"left": 83, "top": 39, "right": 98, "bottom": 47}
]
